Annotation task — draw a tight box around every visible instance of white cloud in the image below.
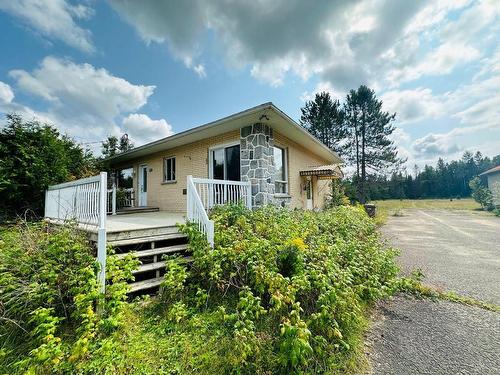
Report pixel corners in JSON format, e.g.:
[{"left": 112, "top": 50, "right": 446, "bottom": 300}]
[
  {"left": 0, "top": 81, "right": 14, "bottom": 103},
  {"left": 413, "top": 133, "right": 461, "bottom": 156},
  {"left": 5, "top": 56, "right": 169, "bottom": 147},
  {"left": 122, "top": 113, "right": 174, "bottom": 145},
  {"left": 107, "top": 0, "right": 498, "bottom": 93},
  {"left": 390, "top": 127, "right": 411, "bottom": 145},
  {"left": 0, "top": 0, "right": 94, "bottom": 52},
  {"left": 382, "top": 88, "right": 442, "bottom": 123},
  {"left": 388, "top": 42, "right": 481, "bottom": 85},
  {"left": 108, "top": 0, "right": 429, "bottom": 87},
  {"left": 193, "top": 64, "right": 207, "bottom": 79},
  {"left": 300, "top": 81, "right": 345, "bottom": 103}
]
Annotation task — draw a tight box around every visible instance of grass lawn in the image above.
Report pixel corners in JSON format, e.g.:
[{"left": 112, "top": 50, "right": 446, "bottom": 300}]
[{"left": 370, "top": 198, "right": 482, "bottom": 225}]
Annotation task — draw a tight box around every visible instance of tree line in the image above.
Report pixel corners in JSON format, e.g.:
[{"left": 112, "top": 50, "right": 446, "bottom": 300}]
[
  {"left": 300, "top": 89, "right": 499, "bottom": 202},
  {"left": 345, "top": 151, "right": 500, "bottom": 201}
]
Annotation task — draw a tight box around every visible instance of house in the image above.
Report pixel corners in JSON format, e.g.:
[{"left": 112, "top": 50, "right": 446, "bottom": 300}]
[
  {"left": 44, "top": 103, "right": 343, "bottom": 293},
  {"left": 480, "top": 165, "right": 500, "bottom": 206},
  {"left": 107, "top": 102, "right": 343, "bottom": 212}
]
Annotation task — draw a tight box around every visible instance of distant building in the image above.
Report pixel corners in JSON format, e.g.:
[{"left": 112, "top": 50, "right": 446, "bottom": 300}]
[{"left": 480, "top": 165, "right": 500, "bottom": 206}]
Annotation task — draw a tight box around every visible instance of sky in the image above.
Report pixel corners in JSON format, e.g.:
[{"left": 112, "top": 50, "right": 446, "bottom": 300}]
[{"left": 0, "top": 0, "right": 499, "bottom": 170}]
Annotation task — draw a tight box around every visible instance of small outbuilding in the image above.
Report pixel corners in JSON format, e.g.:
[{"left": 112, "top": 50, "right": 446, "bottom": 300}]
[{"left": 480, "top": 165, "right": 500, "bottom": 207}]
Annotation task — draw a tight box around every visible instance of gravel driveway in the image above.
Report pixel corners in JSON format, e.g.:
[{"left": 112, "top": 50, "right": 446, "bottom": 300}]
[{"left": 368, "top": 209, "right": 500, "bottom": 375}]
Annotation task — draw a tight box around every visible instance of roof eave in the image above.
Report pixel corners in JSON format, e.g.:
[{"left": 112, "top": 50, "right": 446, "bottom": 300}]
[{"left": 106, "top": 102, "right": 343, "bottom": 165}]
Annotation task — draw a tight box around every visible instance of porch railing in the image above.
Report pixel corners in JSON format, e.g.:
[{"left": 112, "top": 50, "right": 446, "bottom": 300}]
[
  {"left": 107, "top": 187, "right": 134, "bottom": 213},
  {"left": 191, "top": 177, "right": 252, "bottom": 210},
  {"left": 44, "top": 172, "right": 107, "bottom": 293},
  {"left": 186, "top": 176, "right": 252, "bottom": 247}
]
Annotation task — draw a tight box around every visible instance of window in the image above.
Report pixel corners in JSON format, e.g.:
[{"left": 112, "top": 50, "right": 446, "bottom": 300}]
[
  {"left": 164, "top": 157, "right": 176, "bottom": 182},
  {"left": 210, "top": 144, "right": 241, "bottom": 181},
  {"left": 274, "top": 146, "right": 288, "bottom": 194}
]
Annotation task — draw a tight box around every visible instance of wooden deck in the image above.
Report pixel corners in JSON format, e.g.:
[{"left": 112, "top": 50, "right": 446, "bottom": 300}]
[{"left": 106, "top": 211, "right": 186, "bottom": 233}]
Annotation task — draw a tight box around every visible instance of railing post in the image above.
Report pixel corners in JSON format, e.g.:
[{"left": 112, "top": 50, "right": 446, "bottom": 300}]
[
  {"left": 246, "top": 182, "right": 252, "bottom": 209},
  {"left": 187, "top": 175, "right": 192, "bottom": 219},
  {"left": 111, "top": 173, "right": 117, "bottom": 215},
  {"left": 208, "top": 182, "right": 213, "bottom": 209},
  {"left": 207, "top": 220, "right": 214, "bottom": 247},
  {"left": 57, "top": 189, "right": 61, "bottom": 219},
  {"left": 97, "top": 172, "right": 107, "bottom": 294}
]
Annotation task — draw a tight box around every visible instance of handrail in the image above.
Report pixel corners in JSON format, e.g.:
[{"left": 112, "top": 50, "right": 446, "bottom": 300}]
[
  {"left": 186, "top": 176, "right": 252, "bottom": 247},
  {"left": 187, "top": 175, "right": 215, "bottom": 246}
]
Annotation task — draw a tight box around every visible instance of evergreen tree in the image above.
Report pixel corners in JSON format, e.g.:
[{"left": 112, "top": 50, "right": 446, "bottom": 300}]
[
  {"left": 300, "top": 92, "right": 345, "bottom": 153},
  {"left": 343, "top": 85, "right": 404, "bottom": 203}
]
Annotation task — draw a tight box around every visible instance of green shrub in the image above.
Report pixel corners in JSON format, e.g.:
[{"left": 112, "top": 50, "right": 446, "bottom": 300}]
[
  {"left": 0, "top": 206, "right": 399, "bottom": 374},
  {"left": 0, "top": 222, "right": 138, "bottom": 373},
  {"left": 172, "top": 204, "right": 399, "bottom": 373},
  {"left": 469, "top": 177, "right": 494, "bottom": 210}
]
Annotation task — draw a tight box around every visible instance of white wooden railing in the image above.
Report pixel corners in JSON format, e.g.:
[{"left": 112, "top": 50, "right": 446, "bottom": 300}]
[
  {"left": 186, "top": 176, "right": 252, "bottom": 247},
  {"left": 44, "top": 172, "right": 107, "bottom": 293},
  {"left": 45, "top": 174, "right": 104, "bottom": 225},
  {"left": 107, "top": 187, "right": 134, "bottom": 213},
  {"left": 191, "top": 177, "right": 252, "bottom": 210}
]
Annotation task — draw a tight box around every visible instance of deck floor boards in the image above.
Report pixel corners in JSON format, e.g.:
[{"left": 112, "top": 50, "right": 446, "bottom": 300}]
[{"left": 106, "top": 211, "right": 186, "bottom": 232}]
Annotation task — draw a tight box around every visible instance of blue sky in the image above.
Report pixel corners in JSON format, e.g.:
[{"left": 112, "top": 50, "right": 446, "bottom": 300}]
[{"left": 0, "top": 0, "right": 499, "bottom": 169}]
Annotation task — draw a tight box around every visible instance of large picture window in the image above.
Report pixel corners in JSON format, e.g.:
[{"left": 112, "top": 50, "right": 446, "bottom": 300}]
[
  {"left": 210, "top": 144, "right": 241, "bottom": 181},
  {"left": 163, "top": 157, "right": 176, "bottom": 182},
  {"left": 274, "top": 146, "right": 288, "bottom": 193}
]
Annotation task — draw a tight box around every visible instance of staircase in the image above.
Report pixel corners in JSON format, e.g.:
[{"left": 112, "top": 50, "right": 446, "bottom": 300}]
[{"left": 106, "top": 226, "right": 191, "bottom": 294}]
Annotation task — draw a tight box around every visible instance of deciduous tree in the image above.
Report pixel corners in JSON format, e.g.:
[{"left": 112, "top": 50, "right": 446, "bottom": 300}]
[{"left": 0, "top": 114, "right": 97, "bottom": 219}]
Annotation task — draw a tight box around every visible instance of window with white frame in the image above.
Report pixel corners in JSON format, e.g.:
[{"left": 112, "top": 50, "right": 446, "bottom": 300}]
[
  {"left": 163, "top": 157, "right": 176, "bottom": 182},
  {"left": 274, "top": 146, "right": 288, "bottom": 193}
]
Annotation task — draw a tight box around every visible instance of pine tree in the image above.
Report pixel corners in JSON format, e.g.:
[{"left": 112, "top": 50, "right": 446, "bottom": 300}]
[
  {"left": 343, "top": 85, "right": 404, "bottom": 203},
  {"left": 300, "top": 92, "right": 345, "bottom": 153}
]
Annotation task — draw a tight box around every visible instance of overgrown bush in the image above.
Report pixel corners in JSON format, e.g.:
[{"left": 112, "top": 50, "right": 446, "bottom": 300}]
[
  {"left": 326, "top": 179, "right": 350, "bottom": 208},
  {"left": 469, "top": 177, "right": 494, "bottom": 210},
  {"left": 0, "top": 114, "right": 98, "bottom": 221},
  {"left": 0, "top": 222, "right": 138, "bottom": 373},
  {"left": 169, "top": 204, "right": 399, "bottom": 373},
  {"left": 0, "top": 206, "right": 399, "bottom": 374}
]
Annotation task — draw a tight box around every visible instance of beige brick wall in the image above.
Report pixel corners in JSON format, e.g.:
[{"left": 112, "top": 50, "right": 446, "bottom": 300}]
[
  {"left": 115, "top": 128, "right": 334, "bottom": 212},
  {"left": 116, "top": 129, "right": 240, "bottom": 212},
  {"left": 274, "top": 132, "right": 332, "bottom": 210}
]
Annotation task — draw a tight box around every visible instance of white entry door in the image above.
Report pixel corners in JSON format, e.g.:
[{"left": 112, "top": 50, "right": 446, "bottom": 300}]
[
  {"left": 138, "top": 164, "right": 148, "bottom": 206},
  {"left": 306, "top": 178, "right": 313, "bottom": 210}
]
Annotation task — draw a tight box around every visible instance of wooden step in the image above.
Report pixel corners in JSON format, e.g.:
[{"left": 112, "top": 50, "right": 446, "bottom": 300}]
[
  {"left": 129, "top": 277, "right": 163, "bottom": 293},
  {"left": 116, "top": 206, "right": 159, "bottom": 215},
  {"left": 108, "top": 232, "right": 187, "bottom": 246},
  {"left": 116, "top": 244, "right": 188, "bottom": 259},
  {"left": 106, "top": 226, "right": 181, "bottom": 242},
  {"left": 132, "top": 256, "right": 193, "bottom": 275}
]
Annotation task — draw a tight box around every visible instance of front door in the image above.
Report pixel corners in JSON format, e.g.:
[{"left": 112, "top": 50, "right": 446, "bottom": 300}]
[
  {"left": 138, "top": 164, "right": 148, "bottom": 206},
  {"left": 306, "top": 178, "right": 313, "bottom": 210}
]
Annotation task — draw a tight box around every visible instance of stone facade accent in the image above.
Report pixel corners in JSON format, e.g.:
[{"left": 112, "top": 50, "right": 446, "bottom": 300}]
[{"left": 240, "top": 123, "right": 275, "bottom": 207}]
